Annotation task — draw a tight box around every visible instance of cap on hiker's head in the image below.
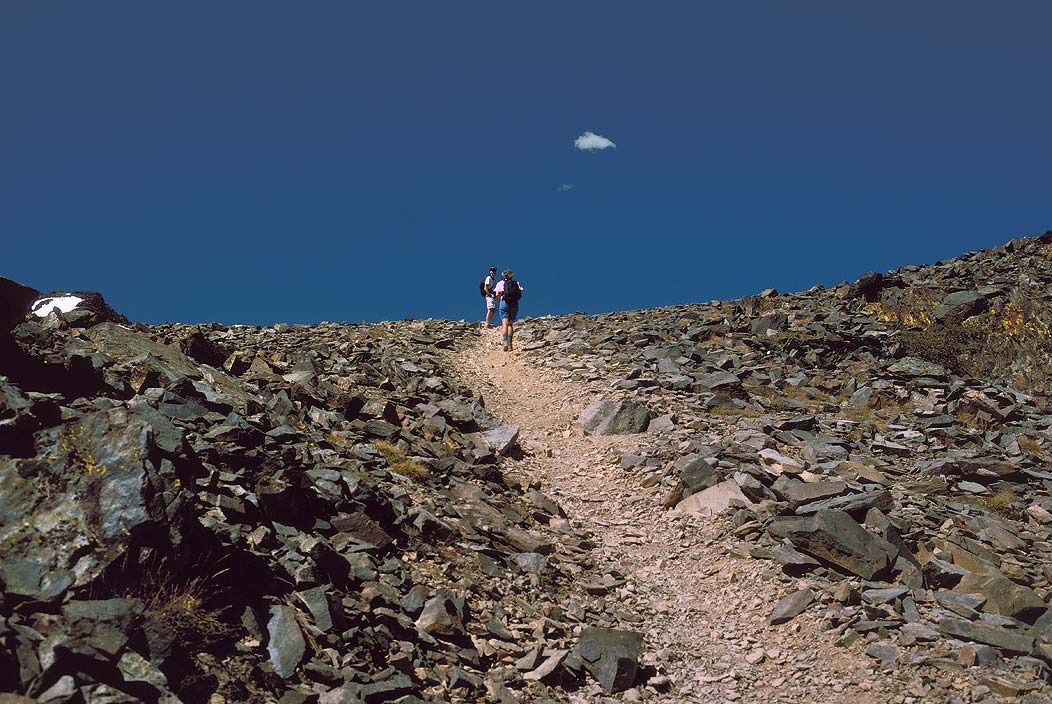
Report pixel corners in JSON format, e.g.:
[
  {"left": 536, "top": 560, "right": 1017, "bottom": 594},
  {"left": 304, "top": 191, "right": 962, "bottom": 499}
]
[
  {"left": 489, "top": 266, "right": 497, "bottom": 272},
  {"left": 502, "top": 269, "right": 514, "bottom": 279}
]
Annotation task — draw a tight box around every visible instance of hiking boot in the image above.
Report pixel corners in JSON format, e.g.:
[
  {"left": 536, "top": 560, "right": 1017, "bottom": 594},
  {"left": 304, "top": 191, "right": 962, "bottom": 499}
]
[{"left": 502, "top": 342, "right": 511, "bottom": 352}]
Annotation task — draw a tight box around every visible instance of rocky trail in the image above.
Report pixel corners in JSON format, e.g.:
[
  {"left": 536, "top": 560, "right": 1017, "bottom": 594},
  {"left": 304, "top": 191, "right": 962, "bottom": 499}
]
[
  {"left": 452, "top": 328, "right": 914, "bottom": 703},
  {"left": 6, "top": 230, "right": 1052, "bottom": 704}
]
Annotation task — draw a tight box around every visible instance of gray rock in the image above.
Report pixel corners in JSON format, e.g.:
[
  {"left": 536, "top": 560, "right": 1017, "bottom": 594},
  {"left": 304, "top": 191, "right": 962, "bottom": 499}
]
[
  {"left": 577, "top": 399, "right": 652, "bottom": 435},
  {"left": 770, "top": 476, "right": 847, "bottom": 506},
  {"left": 938, "top": 617, "right": 1036, "bottom": 654},
  {"left": 267, "top": 605, "right": 306, "bottom": 678},
  {"left": 864, "top": 643, "right": 898, "bottom": 662},
  {"left": 415, "top": 590, "right": 466, "bottom": 635},
  {"left": 767, "top": 510, "right": 897, "bottom": 579},
  {"left": 982, "top": 577, "right": 1046, "bottom": 623},
  {"left": 769, "top": 588, "right": 814, "bottom": 625},
  {"left": 576, "top": 627, "right": 643, "bottom": 693},
  {"left": 674, "top": 479, "right": 754, "bottom": 515},
  {"left": 478, "top": 425, "right": 520, "bottom": 455}
]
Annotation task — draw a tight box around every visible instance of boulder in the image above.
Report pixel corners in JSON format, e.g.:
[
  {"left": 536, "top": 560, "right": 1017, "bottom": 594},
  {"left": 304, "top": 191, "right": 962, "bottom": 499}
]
[
  {"left": 767, "top": 510, "right": 898, "bottom": 579},
  {"left": 576, "top": 627, "right": 643, "bottom": 693},
  {"left": 981, "top": 577, "right": 1046, "bottom": 623}
]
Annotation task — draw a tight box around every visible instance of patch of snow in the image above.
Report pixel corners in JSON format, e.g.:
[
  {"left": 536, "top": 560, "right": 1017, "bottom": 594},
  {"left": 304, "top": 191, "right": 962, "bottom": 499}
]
[{"left": 31, "top": 296, "right": 83, "bottom": 317}]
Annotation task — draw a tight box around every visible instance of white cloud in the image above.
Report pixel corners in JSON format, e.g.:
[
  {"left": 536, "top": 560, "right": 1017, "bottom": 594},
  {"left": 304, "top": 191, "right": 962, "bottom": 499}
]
[
  {"left": 574, "top": 131, "right": 616, "bottom": 151},
  {"left": 557, "top": 183, "right": 574, "bottom": 192}
]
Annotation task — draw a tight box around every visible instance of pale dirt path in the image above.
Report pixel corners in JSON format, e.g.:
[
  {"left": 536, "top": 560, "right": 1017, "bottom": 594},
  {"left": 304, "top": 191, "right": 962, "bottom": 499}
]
[{"left": 448, "top": 329, "right": 934, "bottom": 704}]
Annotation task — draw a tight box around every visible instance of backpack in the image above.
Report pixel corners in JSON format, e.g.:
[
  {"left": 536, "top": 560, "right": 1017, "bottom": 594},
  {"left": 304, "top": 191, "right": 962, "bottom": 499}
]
[
  {"left": 502, "top": 280, "right": 521, "bottom": 304},
  {"left": 479, "top": 279, "right": 490, "bottom": 297}
]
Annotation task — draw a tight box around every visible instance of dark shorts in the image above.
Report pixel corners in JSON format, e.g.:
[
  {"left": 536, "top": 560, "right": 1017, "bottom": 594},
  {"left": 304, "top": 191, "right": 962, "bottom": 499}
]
[{"left": 499, "top": 303, "right": 518, "bottom": 321}]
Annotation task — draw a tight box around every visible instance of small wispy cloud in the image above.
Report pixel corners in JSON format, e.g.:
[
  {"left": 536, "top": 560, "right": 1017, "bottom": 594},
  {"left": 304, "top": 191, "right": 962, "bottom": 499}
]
[
  {"left": 574, "top": 131, "right": 616, "bottom": 151},
  {"left": 556, "top": 183, "right": 574, "bottom": 192}
]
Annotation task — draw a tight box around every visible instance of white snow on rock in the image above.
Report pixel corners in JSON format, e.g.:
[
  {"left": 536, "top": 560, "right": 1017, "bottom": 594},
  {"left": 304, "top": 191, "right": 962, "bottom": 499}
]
[{"left": 31, "top": 296, "right": 84, "bottom": 317}]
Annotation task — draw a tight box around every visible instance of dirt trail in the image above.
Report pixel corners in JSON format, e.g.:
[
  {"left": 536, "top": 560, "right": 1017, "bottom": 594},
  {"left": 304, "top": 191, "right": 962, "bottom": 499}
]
[{"left": 449, "top": 328, "right": 926, "bottom": 704}]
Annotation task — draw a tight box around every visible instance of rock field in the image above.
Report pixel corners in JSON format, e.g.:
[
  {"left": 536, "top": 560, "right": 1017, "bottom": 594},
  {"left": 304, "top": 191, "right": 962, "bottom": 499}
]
[{"left": 3, "top": 230, "right": 1052, "bottom": 703}]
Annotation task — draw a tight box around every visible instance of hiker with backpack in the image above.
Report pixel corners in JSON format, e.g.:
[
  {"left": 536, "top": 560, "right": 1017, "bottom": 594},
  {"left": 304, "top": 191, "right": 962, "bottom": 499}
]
[
  {"left": 480, "top": 266, "right": 498, "bottom": 327},
  {"left": 493, "top": 269, "right": 523, "bottom": 351}
]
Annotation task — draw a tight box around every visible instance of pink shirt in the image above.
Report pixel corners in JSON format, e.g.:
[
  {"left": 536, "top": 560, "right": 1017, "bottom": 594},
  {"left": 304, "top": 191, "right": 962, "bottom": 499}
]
[{"left": 493, "top": 280, "right": 523, "bottom": 298}]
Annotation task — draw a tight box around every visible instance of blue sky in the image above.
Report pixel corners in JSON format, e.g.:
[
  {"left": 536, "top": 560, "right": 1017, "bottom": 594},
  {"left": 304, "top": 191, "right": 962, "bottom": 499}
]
[{"left": 3, "top": 2, "right": 1051, "bottom": 324}]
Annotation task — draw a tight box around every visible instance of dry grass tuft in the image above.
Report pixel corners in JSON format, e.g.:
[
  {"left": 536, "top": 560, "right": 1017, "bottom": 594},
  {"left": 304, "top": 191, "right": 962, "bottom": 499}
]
[
  {"left": 1018, "top": 436, "right": 1047, "bottom": 459},
  {"left": 980, "top": 487, "right": 1023, "bottom": 522},
  {"left": 373, "top": 440, "right": 430, "bottom": 480},
  {"left": 141, "top": 573, "right": 232, "bottom": 641}
]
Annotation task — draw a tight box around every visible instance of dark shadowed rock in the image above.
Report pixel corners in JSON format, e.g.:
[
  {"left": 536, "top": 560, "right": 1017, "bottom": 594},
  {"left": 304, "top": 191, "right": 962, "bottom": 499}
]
[
  {"left": 934, "top": 290, "right": 988, "bottom": 321},
  {"left": 849, "top": 272, "right": 884, "bottom": 302},
  {"left": 0, "top": 277, "right": 39, "bottom": 332}
]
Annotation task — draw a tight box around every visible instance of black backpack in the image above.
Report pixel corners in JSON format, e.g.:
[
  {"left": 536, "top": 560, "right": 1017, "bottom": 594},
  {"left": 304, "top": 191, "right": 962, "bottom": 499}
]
[
  {"left": 479, "top": 279, "right": 490, "bottom": 297},
  {"left": 502, "top": 280, "right": 521, "bottom": 304}
]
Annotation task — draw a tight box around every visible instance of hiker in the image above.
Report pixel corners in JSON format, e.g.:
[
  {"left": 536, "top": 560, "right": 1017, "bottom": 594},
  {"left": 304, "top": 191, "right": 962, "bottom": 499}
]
[
  {"left": 481, "top": 266, "right": 498, "bottom": 327},
  {"left": 493, "top": 269, "right": 523, "bottom": 351}
]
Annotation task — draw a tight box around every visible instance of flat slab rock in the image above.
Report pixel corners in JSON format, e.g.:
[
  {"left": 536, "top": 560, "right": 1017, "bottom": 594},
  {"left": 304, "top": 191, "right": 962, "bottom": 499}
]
[
  {"left": 476, "top": 425, "right": 520, "bottom": 455},
  {"left": 769, "top": 588, "right": 814, "bottom": 625},
  {"left": 675, "top": 479, "right": 754, "bottom": 515},
  {"left": 577, "top": 399, "right": 652, "bottom": 435}
]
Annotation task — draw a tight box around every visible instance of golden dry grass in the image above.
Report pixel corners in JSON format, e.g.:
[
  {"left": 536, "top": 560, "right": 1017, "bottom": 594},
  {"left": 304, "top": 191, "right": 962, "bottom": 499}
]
[
  {"left": 373, "top": 440, "right": 430, "bottom": 480},
  {"left": 1018, "top": 436, "right": 1047, "bottom": 459}
]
